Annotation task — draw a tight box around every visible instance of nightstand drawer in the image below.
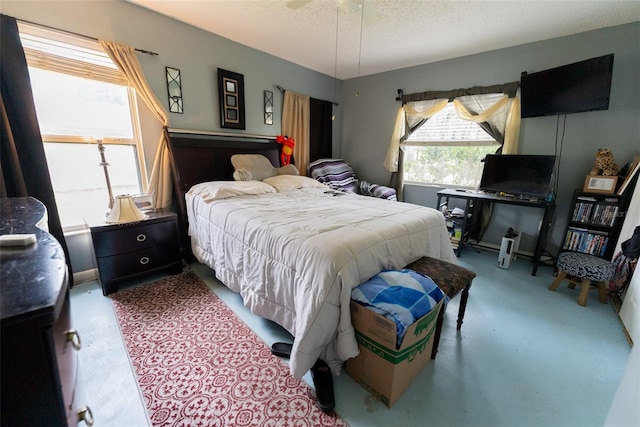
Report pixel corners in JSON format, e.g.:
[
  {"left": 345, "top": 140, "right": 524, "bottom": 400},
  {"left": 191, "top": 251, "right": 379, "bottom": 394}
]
[
  {"left": 92, "top": 220, "right": 177, "bottom": 257},
  {"left": 97, "top": 245, "right": 181, "bottom": 282}
]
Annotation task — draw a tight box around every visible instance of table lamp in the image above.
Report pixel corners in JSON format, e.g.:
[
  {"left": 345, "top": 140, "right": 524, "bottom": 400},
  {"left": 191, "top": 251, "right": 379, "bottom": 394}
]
[{"left": 106, "top": 195, "right": 147, "bottom": 224}]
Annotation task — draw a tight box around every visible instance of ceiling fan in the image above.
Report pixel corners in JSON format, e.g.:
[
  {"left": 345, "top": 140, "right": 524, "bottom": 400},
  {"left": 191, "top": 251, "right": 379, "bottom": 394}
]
[{"left": 286, "top": 0, "right": 379, "bottom": 25}]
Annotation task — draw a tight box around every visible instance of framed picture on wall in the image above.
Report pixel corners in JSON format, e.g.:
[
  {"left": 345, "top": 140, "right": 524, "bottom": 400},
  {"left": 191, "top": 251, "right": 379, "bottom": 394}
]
[{"left": 217, "top": 68, "right": 245, "bottom": 129}]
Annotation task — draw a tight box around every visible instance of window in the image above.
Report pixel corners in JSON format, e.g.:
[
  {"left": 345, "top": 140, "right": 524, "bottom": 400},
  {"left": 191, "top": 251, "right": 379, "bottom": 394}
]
[
  {"left": 19, "top": 23, "right": 146, "bottom": 230},
  {"left": 403, "top": 102, "right": 500, "bottom": 188}
]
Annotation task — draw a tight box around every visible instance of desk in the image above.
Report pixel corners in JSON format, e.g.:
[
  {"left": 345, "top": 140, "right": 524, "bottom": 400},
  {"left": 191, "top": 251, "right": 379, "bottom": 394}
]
[{"left": 437, "top": 189, "right": 554, "bottom": 276}]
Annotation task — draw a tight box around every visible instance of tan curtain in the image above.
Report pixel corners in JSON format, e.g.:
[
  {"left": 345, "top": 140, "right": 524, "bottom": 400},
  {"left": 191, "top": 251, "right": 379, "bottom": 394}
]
[
  {"left": 384, "top": 107, "right": 406, "bottom": 173},
  {"left": 503, "top": 97, "right": 521, "bottom": 154},
  {"left": 99, "top": 40, "right": 172, "bottom": 209},
  {"left": 384, "top": 99, "right": 448, "bottom": 200},
  {"left": 384, "top": 99, "right": 448, "bottom": 172},
  {"left": 453, "top": 95, "right": 508, "bottom": 123},
  {"left": 453, "top": 93, "right": 521, "bottom": 154},
  {"left": 282, "top": 91, "right": 310, "bottom": 175}
]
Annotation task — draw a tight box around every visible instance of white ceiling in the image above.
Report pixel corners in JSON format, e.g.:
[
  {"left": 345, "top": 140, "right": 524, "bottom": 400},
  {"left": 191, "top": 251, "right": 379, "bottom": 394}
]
[{"left": 128, "top": 0, "right": 640, "bottom": 80}]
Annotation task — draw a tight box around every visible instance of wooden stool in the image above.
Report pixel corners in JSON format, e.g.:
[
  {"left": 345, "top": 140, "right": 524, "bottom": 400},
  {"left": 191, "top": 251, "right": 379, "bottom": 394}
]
[
  {"left": 548, "top": 252, "right": 614, "bottom": 306},
  {"left": 405, "top": 256, "right": 476, "bottom": 359}
]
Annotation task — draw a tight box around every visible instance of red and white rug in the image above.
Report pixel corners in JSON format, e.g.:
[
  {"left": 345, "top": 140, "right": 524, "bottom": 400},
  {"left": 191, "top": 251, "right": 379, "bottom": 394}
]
[{"left": 111, "top": 272, "right": 349, "bottom": 427}]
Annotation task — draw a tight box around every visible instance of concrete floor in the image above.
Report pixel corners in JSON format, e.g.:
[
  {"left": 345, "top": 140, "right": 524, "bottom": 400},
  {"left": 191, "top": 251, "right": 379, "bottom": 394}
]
[{"left": 70, "top": 248, "right": 632, "bottom": 427}]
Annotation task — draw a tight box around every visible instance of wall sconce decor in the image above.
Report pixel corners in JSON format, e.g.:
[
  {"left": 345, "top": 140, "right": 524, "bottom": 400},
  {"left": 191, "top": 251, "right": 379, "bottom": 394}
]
[
  {"left": 264, "top": 90, "right": 274, "bottom": 125},
  {"left": 166, "top": 67, "right": 183, "bottom": 114},
  {"left": 217, "top": 68, "right": 245, "bottom": 129}
]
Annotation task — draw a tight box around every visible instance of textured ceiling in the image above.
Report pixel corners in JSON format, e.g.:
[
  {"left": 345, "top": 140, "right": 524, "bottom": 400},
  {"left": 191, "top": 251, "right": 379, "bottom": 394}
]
[{"left": 128, "top": 0, "right": 640, "bottom": 80}]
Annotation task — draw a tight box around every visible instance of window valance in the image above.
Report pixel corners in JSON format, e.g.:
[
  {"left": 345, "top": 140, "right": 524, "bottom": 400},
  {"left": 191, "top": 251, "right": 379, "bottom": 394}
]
[
  {"left": 384, "top": 82, "right": 521, "bottom": 173},
  {"left": 399, "top": 82, "right": 519, "bottom": 104}
]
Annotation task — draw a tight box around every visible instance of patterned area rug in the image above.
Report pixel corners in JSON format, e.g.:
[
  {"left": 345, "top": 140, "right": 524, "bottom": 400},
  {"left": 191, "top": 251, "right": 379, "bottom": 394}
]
[{"left": 111, "top": 272, "right": 349, "bottom": 427}]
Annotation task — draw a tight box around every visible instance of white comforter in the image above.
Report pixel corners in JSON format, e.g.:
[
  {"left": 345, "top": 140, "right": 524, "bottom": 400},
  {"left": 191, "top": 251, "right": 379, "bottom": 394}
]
[{"left": 186, "top": 183, "right": 456, "bottom": 379}]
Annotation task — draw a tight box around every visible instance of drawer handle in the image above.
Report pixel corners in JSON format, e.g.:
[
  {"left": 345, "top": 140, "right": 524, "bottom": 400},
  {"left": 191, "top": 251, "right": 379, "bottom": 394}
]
[
  {"left": 64, "top": 329, "right": 82, "bottom": 351},
  {"left": 136, "top": 233, "right": 147, "bottom": 242},
  {"left": 77, "top": 406, "right": 94, "bottom": 426},
  {"left": 140, "top": 256, "right": 150, "bottom": 265}
]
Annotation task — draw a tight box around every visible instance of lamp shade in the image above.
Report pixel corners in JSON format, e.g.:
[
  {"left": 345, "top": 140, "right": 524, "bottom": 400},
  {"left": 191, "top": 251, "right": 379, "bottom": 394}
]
[{"left": 106, "top": 195, "right": 147, "bottom": 224}]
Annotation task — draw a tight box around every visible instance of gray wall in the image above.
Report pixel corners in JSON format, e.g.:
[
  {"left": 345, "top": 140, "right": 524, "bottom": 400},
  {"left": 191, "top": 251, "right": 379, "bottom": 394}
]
[
  {"left": 341, "top": 22, "right": 640, "bottom": 255},
  {"left": 1, "top": 1, "right": 343, "bottom": 141},
  {"left": 1, "top": 0, "right": 343, "bottom": 276},
  {"left": 2, "top": 1, "right": 638, "bottom": 272}
]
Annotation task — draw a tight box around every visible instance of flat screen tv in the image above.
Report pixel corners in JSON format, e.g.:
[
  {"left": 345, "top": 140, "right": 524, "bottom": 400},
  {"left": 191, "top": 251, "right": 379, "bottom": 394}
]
[
  {"left": 479, "top": 154, "right": 557, "bottom": 200},
  {"left": 520, "top": 54, "right": 614, "bottom": 118}
]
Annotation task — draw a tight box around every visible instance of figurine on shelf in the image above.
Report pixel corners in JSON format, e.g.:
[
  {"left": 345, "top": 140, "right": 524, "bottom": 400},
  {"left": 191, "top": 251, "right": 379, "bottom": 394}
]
[{"left": 590, "top": 148, "right": 619, "bottom": 176}]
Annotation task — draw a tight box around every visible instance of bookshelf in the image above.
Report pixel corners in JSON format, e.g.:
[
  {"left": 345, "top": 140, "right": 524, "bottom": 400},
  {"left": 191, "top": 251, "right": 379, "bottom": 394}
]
[
  {"left": 443, "top": 209, "right": 468, "bottom": 254},
  {"left": 561, "top": 189, "right": 632, "bottom": 260}
]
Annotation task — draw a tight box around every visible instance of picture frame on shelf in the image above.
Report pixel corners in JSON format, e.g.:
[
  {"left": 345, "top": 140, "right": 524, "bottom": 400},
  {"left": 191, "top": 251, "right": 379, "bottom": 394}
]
[
  {"left": 617, "top": 156, "right": 639, "bottom": 195},
  {"left": 217, "top": 68, "right": 245, "bottom": 129},
  {"left": 583, "top": 175, "right": 618, "bottom": 194},
  {"left": 132, "top": 193, "right": 155, "bottom": 212}
]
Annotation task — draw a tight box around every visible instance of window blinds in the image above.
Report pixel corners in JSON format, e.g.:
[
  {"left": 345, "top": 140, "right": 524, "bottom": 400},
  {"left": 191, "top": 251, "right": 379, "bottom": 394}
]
[{"left": 18, "top": 22, "right": 128, "bottom": 86}]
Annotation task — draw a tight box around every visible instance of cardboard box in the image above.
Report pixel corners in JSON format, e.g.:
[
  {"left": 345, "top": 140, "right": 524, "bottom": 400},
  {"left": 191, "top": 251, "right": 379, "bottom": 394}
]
[{"left": 345, "top": 298, "right": 443, "bottom": 407}]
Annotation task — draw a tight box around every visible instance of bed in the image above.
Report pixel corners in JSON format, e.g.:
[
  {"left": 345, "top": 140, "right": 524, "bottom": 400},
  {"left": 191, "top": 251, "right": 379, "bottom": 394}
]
[{"left": 166, "top": 129, "right": 457, "bottom": 379}]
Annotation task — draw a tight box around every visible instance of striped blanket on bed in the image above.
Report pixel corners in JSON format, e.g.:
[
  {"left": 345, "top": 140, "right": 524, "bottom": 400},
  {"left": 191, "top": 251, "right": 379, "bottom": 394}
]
[
  {"left": 308, "top": 158, "right": 358, "bottom": 193},
  {"left": 359, "top": 180, "right": 397, "bottom": 201},
  {"left": 351, "top": 269, "right": 448, "bottom": 348},
  {"left": 308, "top": 158, "right": 397, "bottom": 201}
]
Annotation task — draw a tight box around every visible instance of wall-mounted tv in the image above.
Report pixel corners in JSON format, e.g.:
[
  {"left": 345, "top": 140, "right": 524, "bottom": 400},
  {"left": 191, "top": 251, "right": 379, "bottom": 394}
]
[
  {"left": 520, "top": 54, "right": 614, "bottom": 118},
  {"left": 479, "top": 154, "right": 557, "bottom": 200}
]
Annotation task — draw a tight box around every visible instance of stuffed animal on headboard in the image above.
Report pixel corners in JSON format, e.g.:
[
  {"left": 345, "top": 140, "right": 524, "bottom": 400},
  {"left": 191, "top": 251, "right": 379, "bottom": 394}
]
[
  {"left": 590, "top": 148, "right": 619, "bottom": 176},
  {"left": 276, "top": 135, "right": 295, "bottom": 166}
]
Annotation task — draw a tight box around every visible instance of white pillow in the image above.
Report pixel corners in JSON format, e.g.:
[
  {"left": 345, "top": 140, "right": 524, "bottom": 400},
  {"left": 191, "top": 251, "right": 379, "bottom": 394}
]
[
  {"left": 277, "top": 164, "right": 300, "bottom": 176},
  {"left": 231, "top": 154, "right": 278, "bottom": 181},
  {"left": 231, "top": 154, "right": 300, "bottom": 181},
  {"left": 187, "top": 180, "right": 275, "bottom": 202},
  {"left": 262, "top": 175, "right": 327, "bottom": 192}
]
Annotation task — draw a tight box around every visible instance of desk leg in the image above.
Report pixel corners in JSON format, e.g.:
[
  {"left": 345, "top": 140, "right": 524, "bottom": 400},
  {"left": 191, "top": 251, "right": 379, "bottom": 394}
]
[{"left": 531, "top": 204, "right": 553, "bottom": 276}]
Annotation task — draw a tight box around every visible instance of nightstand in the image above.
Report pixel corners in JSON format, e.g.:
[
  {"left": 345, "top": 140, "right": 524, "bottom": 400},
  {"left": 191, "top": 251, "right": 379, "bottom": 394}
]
[{"left": 89, "top": 209, "right": 182, "bottom": 295}]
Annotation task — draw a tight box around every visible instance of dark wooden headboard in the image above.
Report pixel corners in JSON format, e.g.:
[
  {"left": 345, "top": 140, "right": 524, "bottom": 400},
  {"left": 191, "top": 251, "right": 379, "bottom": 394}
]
[{"left": 165, "top": 128, "right": 282, "bottom": 258}]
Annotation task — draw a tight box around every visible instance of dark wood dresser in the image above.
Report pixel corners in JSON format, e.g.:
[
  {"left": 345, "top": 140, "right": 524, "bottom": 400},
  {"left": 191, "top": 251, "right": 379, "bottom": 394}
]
[
  {"left": 89, "top": 209, "right": 182, "bottom": 295},
  {"left": 1, "top": 197, "right": 93, "bottom": 426}
]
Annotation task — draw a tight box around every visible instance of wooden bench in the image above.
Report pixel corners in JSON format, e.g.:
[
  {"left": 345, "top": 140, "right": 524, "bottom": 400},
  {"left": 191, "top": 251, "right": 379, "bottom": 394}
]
[{"left": 405, "top": 256, "right": 476, "bottom": 359}]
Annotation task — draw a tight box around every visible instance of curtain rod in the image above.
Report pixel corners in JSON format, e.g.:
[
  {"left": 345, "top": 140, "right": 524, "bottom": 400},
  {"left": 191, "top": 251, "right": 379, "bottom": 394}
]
[
  {"left": 276, "top": 85, "right": 339, "bottom": 106},
  {"left": 396, "top": 82, "right": 520, "bottom": 104},
  {"left": 17, "top": 18, "right": 159, "bottom": 56}
]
